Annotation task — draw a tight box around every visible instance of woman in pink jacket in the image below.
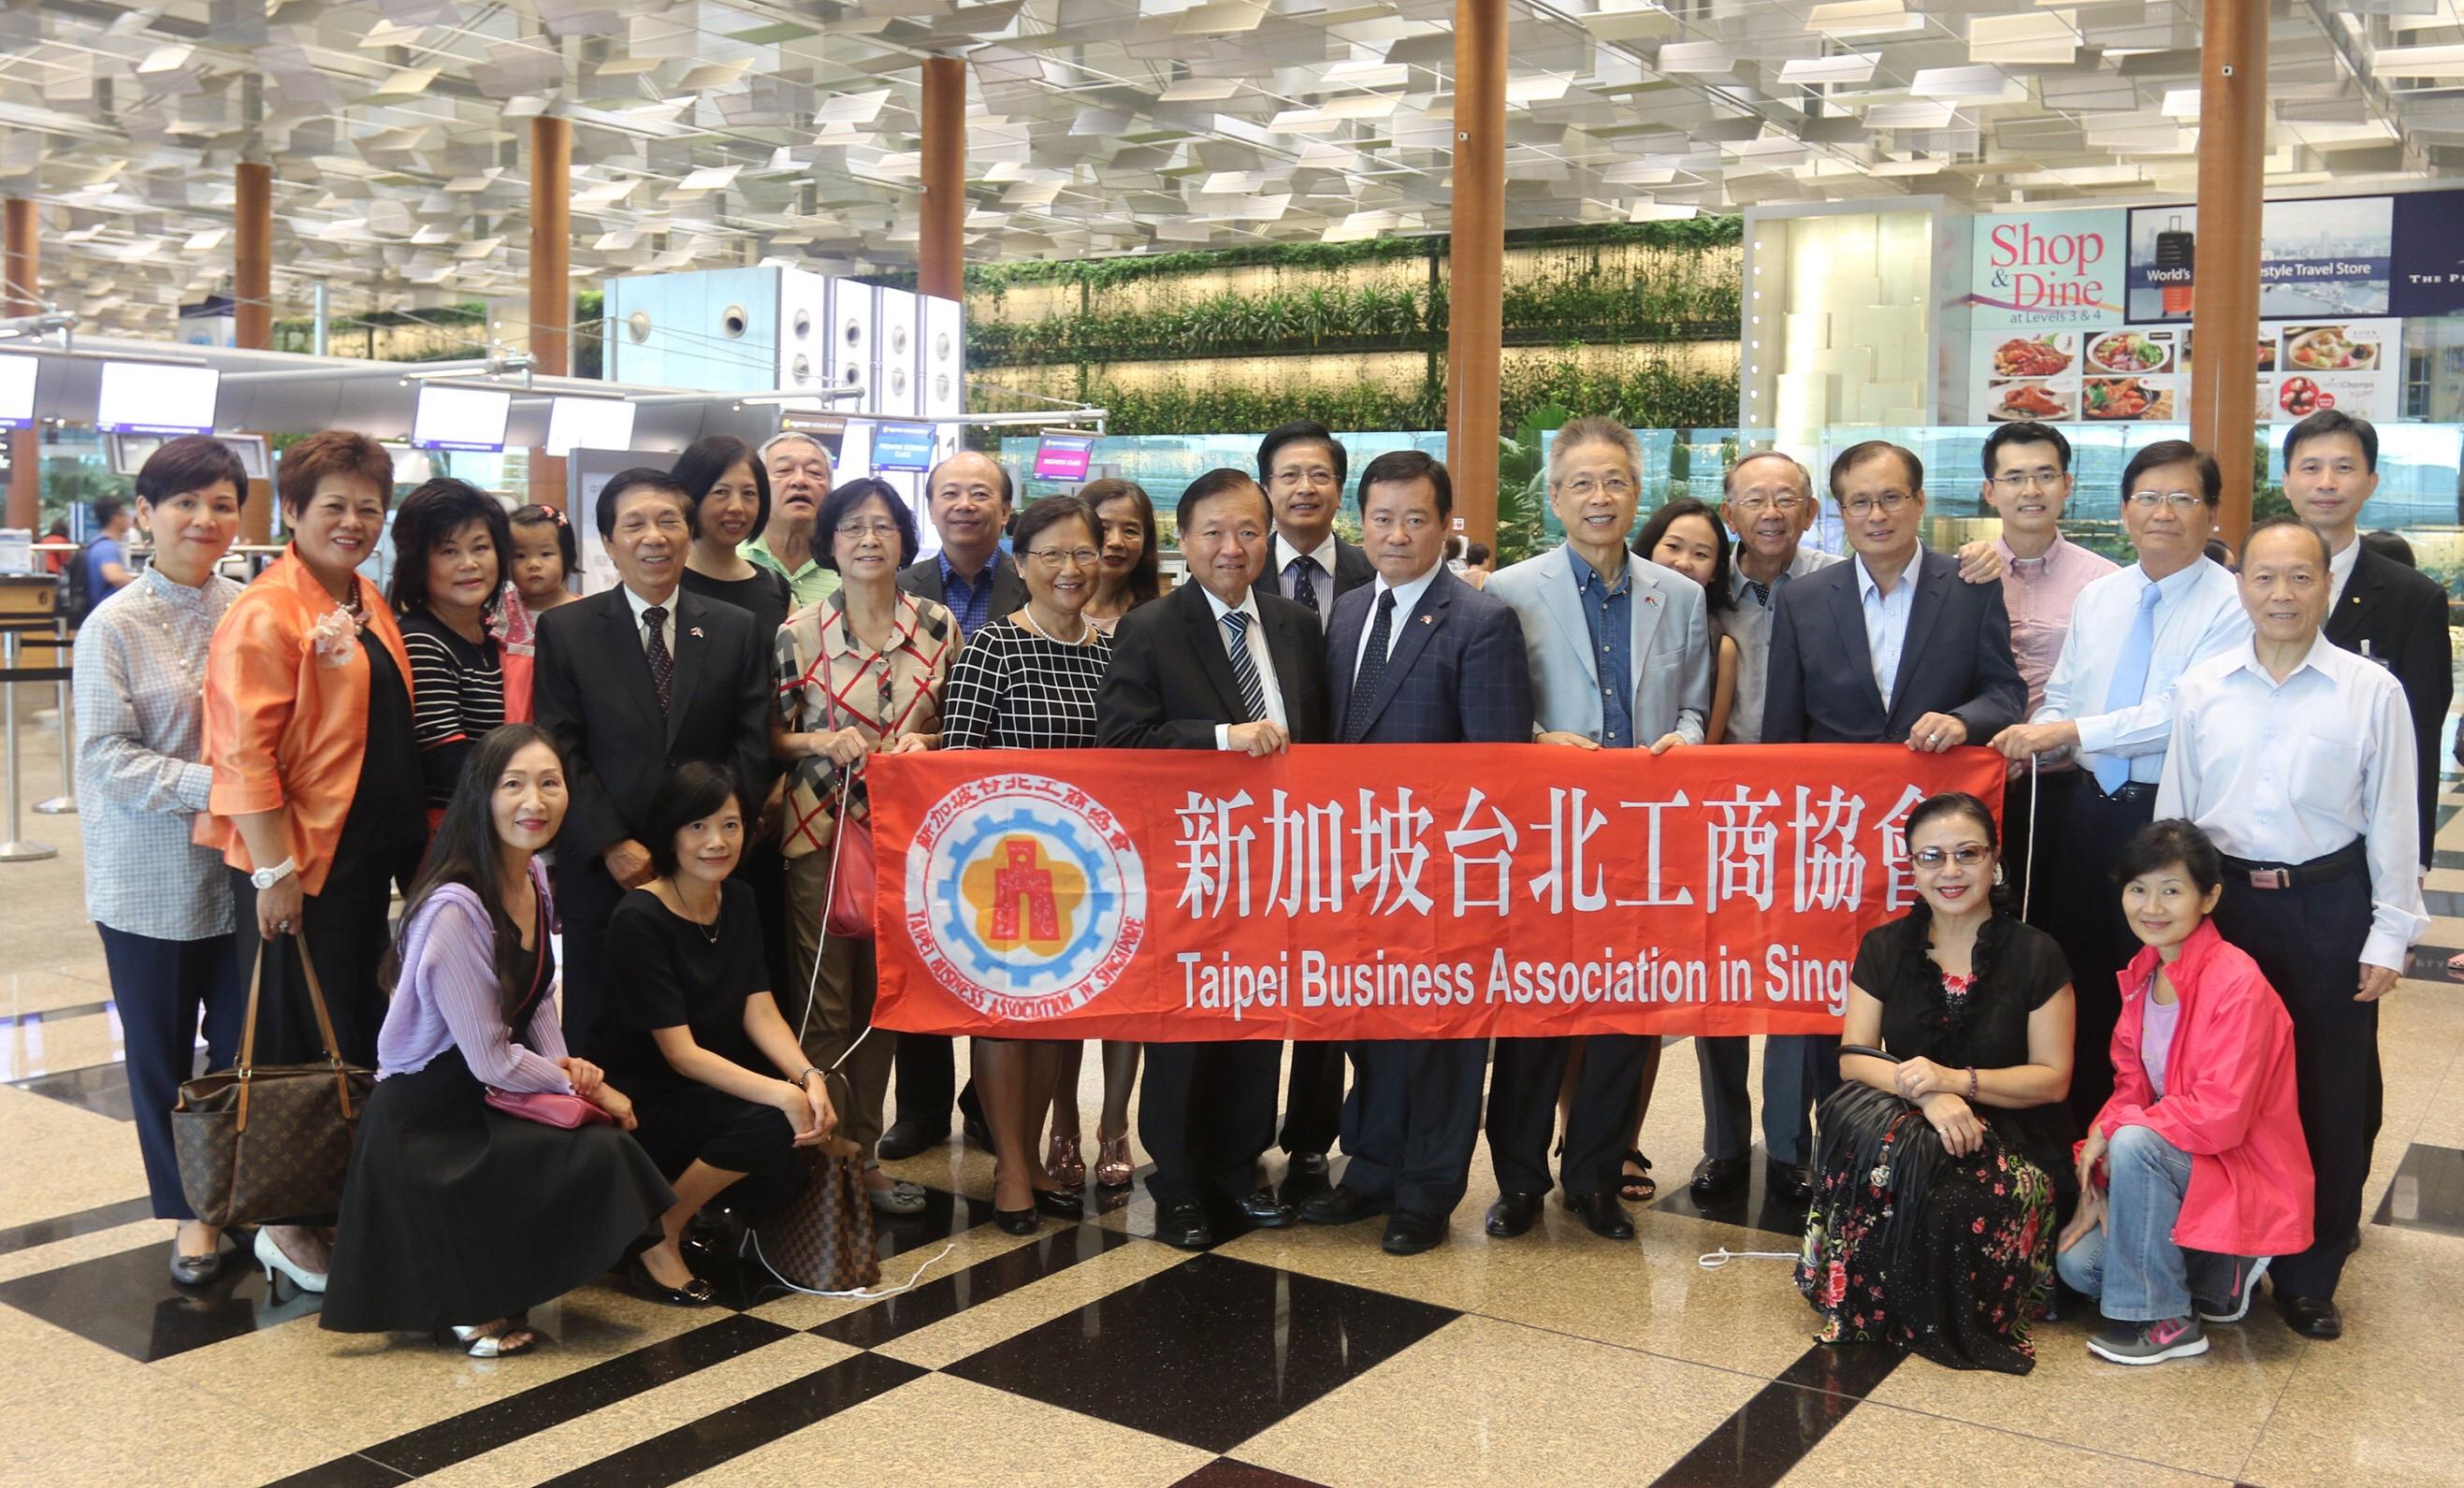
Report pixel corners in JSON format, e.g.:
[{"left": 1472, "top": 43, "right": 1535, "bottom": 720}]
[{"left": 2056, "top": 819, "right": 2313, "bottom": 1365}]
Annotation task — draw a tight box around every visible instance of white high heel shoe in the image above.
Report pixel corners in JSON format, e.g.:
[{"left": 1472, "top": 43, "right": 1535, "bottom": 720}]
[{"left": 254, "top": 1228, "right": 328, "bottom": 1294}]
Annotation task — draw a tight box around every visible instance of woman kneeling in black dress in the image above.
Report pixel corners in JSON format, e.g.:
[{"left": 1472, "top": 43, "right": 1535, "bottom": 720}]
[
  {"left": 603, "top": 762, "right": 837, "bottom": 1307},
  {"left": 325, "top": 725, "right": 674, "bottom": 1356}
]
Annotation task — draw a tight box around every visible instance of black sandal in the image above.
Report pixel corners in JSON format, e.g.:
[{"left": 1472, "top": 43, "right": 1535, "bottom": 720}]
[{"left": 1616, "top": 1149, "right": 1656, "bottom": 1204}]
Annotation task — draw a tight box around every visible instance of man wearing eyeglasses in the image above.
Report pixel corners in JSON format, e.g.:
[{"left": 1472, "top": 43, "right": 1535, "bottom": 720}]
[
  {"left": 1764, "top": 441, "right": 2025, "bottom": 752},
  {"left": 1990, "top": 441, "right": 2251, "bottom": 1125},
  {"left": 1980, "top": 423, "right": 2115, "bottom": 719}
]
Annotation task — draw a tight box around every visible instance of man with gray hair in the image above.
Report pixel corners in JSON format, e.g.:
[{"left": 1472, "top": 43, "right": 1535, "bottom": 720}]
[{"left": 751, "top": 432, "right": 841, "bottom": 610}]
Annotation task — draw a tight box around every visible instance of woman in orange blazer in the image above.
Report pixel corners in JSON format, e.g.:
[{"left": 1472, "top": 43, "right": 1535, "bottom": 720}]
[{"left": 198, "top": 433, "right": 427, "bottom": 1197}]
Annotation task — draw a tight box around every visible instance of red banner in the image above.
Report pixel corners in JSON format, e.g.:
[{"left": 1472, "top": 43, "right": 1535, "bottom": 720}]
[{"left": 868, "top": 744, "right": 2007, "bottom": 1041}]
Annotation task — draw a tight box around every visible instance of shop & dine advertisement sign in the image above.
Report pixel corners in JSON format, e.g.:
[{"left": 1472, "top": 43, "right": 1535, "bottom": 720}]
[{"left": 865, "top": 745, "right": 2007, "bottom": 1044}]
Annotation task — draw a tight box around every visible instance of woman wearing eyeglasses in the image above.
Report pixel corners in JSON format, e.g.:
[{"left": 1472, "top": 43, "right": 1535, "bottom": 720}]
[
  {"left": 934, "top": 494, "right": 1111, "bottom": 1234},
  {"left": 1797, "top": 791, "right": 2079, "bottom": 1374}
]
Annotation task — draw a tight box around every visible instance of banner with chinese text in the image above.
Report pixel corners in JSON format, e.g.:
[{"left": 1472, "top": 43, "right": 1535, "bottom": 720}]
[{"left": 868, "top": 745, "right": 2007, "bottom": 1041}]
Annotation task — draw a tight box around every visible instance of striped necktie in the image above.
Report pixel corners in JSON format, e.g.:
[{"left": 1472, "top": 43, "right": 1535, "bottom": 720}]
[{"left": 1221, "top": 611, "right": 1268, "bottom": 723}]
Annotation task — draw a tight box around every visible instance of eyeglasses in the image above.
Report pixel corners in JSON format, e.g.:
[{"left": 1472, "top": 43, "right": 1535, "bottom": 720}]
[
  {"left": 834, "top": 520, "right": 902, "bottom": 539},
  {"left": 2125, "top": 490, "right": 2209, "bottom": 513},
  {"left": 1560, "top": 476, "right": 1635, "bottom": 500},
  {"left": 1909, "top": 845, "right": 1992, "bottom": 868},
  {"left": 1992, "top": 471, "right": 2064, "bottom": 492},
  {"left": 1839, "top": 492, "right": 1914, "bottom": 518},
  {"left": 1730, "top": 493, "right": 1805, "bottom": 515},
  {"left": 1027, "top": 546, "right": 1099, "bottom": 568}
]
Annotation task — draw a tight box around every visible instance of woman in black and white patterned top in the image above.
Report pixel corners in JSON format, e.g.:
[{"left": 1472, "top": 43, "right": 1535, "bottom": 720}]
[
  {"left": 938, "top": 495, "right": 1110, "bottom": 1235},
  {"left": 390, "top": 478, "right": 512, "bottom": 816}
]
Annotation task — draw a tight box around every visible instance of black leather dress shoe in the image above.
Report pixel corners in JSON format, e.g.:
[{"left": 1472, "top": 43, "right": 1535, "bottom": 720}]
[
  {"left": 1237, "top": 1187, "right": 1297, "bottom": 1228},
  {"left": 1033, "top": 1187, "right": 1083, "bottom": 1219},
  {"left": 1690, "top": 1155, "right": 1747, "bottom": 1196},
  {"left": 1286, "top": 1151, "right": 1331, "bottom": 1179},
  {"left": 1381, "top": 1210, "right": 1447, "bottom": 1255},
  {"left": 1485, "top": 1191, "right": 1544, "bottom": 1237},
  {"left": 993, "top": 1206, "right": 1041, "bottom": 1236},
  {"left": 1155, "top": 1196, "right": 1215, "bottom": 1250},
  {"left": 2276, "top": 1292, "right": 2343, "bottom": 1339},
  {"left": 1765, "top": 1158, "right": 1815, "bottom": 1204},
  {"left": 1566, "top": 1190, "right": 1635, "bottom": 1240},
  {"left": 1299, "top": 1183, "right": 1391, "bottom": 1225},
  {"left": 877, "top": 1121, "right": 949, "bottom": 1162}
]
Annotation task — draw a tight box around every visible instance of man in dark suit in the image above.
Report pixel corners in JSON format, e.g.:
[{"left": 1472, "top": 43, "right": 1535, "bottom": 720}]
[
  {"left": 1764, "top": 441, "right": 2027, "bottom": 751},
  {"left": 1297, "top": 450, "right": 1535, "bottom": 1256},
  {"left": 2283, "top": 410, "right": 2452, "bottom": 869},
  {"left": 1254, "top": 421, "right": 1374, "bottom": 1178},
  {"left": 881, "top": 448, "right": 1031, "bottom": 1161},
  {"left": 533, "top": 469, "right": 774, "bottom": 1060},
  {"left": 1097, "top": 468, "right": 1330, "bottom": 1248}
]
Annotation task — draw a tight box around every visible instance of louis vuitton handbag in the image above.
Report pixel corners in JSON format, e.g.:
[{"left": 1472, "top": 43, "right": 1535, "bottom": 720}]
[
  {"left": 744, "top": 1068, "right": 881, "bottom": 1295},
  {"left": 172, "top": 931, "right": 377, "bottom": 1228}
]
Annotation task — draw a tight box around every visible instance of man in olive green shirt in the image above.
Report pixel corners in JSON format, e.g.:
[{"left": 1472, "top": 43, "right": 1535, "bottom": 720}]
[{"left": 745, "top": 432, "right": 842, "bottom": 610}]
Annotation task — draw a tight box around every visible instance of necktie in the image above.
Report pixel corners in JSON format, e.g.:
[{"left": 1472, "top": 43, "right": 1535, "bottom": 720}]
[
  {"left": 1221, "top": 611, "right": 1268, "bottom": 723},
  {"left": 643, "top": 604, "right": 674, "bottom": 716},
  {"left": 1344, "top": 590, "right": 1398, "bottom": 741},
  {"left": 1742, "top": 577, "right": 1772, "bottom": 607},
  {"left": 1284, "top": 555, "right": 1323, "bottom": 619},
  {"left": 2093, "top": 583, "right": 2163, "bottom": 794}
]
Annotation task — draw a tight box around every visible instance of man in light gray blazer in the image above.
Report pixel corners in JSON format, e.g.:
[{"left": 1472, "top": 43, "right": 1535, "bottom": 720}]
[{"left": 1481, "top": 415, "right": 1711, "bottom": 1242}]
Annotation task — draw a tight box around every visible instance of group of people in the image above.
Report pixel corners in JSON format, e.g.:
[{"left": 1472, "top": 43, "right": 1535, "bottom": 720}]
[{"left": 70, "top": 405, "right": 2434, "bottom": 1373}]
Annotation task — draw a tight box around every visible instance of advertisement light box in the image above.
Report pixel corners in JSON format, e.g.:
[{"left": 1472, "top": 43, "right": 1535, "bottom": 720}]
[
  {"left": 413, "top": 384, "right": 514, "bottom": 453},
  {"left": 545, "top": 396, "right": 637, "bottom": 457},
  {"left": 0, "top": 354, "right": 35, "bottom": 429},
  {"left": 870, "top": 421, "right": 936, "bottom": 471},
  {"left": 96, "top": 361, "right": 220, "bottom": 436},
  {"left": 1033, "top": 435, "right": 1095, "bottom": 482}
]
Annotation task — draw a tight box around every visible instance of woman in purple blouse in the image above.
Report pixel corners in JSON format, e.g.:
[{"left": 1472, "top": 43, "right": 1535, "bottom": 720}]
[{"left": 322, "top": 725, "right": 674, "bottom": 1357}]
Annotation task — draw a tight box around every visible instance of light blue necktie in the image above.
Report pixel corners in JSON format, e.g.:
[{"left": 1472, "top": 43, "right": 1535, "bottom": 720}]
[{"left": 2094, "top": 582, "right": 2164, "bottom": 794}]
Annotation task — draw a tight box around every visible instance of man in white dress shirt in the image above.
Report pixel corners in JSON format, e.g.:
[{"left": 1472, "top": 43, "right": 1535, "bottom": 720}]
[
  {"left": 2156, "top": 517, "right": 2428, "bottom": 1341},
  {"left": 1992, "top": 441, "right": 2251, "bottom": 1123}
]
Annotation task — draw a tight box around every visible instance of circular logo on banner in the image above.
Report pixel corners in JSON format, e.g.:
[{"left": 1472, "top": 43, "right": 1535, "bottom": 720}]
[{"left": 905, "top": 773, "right": 1148, "bottom": 1020}]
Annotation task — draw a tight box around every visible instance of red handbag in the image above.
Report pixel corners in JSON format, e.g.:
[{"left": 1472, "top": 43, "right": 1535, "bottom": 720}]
[
  {"left": 826, "top": 809, "right": 876, "bottom": 940},
  {"left": 485, "top": 1089, "right": 614, "bottom": 1128}
]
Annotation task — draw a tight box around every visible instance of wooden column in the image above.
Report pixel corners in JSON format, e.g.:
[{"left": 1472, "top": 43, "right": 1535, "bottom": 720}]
[
  {"left": 235, "top": 163, "right": 275, "bottom": 544},
  {"left": 919, "top": 56, "right": 966, "bottom": 303},
  {"left": 528, "top": 114, "right": 572, "bottom": 510},
  {"left": 1445, "top": 0, "right": 1505, "bottom": 547},
  {"left": 5, "top": 198, "right": 36, "bottom": 532},
  {"left": 2189, "top": 0, "right": 2268, "bottom": 548}
]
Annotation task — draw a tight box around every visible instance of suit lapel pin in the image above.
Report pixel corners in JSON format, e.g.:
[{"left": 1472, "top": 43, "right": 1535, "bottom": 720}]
[
  {"left": 689, "top": 627, "right": 705, "bottom": 639},
  {"left": 1419, "top": 614, "right": 1434, "bottom": 625}
]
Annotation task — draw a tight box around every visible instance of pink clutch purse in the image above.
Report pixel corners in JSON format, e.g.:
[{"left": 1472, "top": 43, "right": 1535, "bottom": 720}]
[{"left": 485, "top": 1088, "right": 614, "bottom": 1128}]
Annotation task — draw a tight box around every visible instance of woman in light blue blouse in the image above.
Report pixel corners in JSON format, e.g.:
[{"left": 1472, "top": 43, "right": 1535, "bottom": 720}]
[{"left": 72, "top": 435, "right": 253, "bottom": 1287}]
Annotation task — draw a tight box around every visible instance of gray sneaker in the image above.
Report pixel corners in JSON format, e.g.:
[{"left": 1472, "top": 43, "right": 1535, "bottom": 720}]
[
  {"left": 2195, "top": 1256, "right": 2272, "bottom": 1323},
  {"left": 2088, "top": 1315, "right": 2210, "bottom": 1365}
]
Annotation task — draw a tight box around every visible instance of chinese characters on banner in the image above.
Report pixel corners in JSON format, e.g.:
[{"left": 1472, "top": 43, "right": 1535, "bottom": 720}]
[{"left": 866, "top": 745, "right": 2009, "bottom": 1042}]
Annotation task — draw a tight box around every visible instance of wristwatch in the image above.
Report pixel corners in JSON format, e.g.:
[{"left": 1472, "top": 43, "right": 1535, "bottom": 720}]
[{"left": 249, "top": 857, "right": 297, "bottom": 890}]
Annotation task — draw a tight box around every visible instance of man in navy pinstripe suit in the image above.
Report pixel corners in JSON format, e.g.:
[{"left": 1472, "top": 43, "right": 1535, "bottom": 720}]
[{"left": 1297, "top": 451, "right": 1536, "bottom": 1255}]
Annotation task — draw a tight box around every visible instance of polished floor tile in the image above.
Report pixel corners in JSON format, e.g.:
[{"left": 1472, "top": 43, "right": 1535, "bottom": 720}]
[
  {"left": 942, "top": 1250, "right": 1458, "bottom": 1453},
  {"left": 1650, "top": 1159, "right": 1818, "bottom": 1239},
  {"left": 537, "top": 1350, "right": 927, "bottom": 1486},
  {"left": 2370, "top": 1142, "right": 2464, "bottom": 1237},
  {"left": 812, "top": 1216, "right": 1132, "bottom": 1350},
  {"left": 0, "top": 1227, "right": 323, "bottom": 1362},
  {"left": 1170, "top": 1462, "right": 1330, "bottom": 1488},
  {"left": 872, "top": 1232, "right": 1191, "bottom": 1371},
  {"left": 1780, "top": 1400, "right": 2234, "bottom": 1486},
  {"left": 1647, "top": 1343, "right": 1902, "bottom": 1488},
  {"left": 0, "top": 1194, "right": 152, "bottom": 1257},
  {"left": 7, "top": 1060, "right": 136, "bottom": 1120}
]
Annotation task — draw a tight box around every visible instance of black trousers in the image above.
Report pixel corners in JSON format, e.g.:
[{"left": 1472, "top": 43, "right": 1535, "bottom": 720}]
[
  {"left": 1138, "top": 1040, "right": 1282, "bottom": 1206},
  {"left": 1694, "top": 1033, "right": 1835, "bottom": 1166},
  {"left": 97, "top": 925, "right": 246, "bottom": 1221},
  {"left": 1486, "top": 1033, "right": 1649, "bottom": 1195},
  {"left": 2050, "top": 776, "right": 2157, "bottom": 1127},
  {"left": 226, "top": 854, "right": 409, "bottom": 1070},
  {"left": 1280, "top": 1041, "right": 1348, "bottom": 1155},
  {"left": 554, "top": 854, "right": 626, "bottom": 1065},
  {"left": 2213, "top": 863, "right": 2377, "bottom": 1300},
  {"left": 1337, "top": 1038, "right": 1486, "bottom": 1218}
]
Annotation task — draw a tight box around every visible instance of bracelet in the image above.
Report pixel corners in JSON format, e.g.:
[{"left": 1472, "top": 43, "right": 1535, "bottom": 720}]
[
  {"left": 797, "top": 1067, "right": 824, "bottom": 1089},
  {"left": 1966, "top": 1066, "right": 1978, "bottom": 1102}
]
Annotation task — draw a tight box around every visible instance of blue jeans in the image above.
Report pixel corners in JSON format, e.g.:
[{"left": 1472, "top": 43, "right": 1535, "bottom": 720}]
[{"left": 2055, "top": 1123, "right": 2243, "bottom": 1322}]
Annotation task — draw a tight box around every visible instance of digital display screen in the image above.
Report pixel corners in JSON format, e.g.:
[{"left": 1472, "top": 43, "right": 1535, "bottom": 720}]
[
  {"left": 412, "top": 384, "right": 514, "bottom": 452},
  {"left": 1032, "top": 435, "right": 1094, "bottom": 482},
  {"left": 545, "top": 396, "right": 637, "bottom": 457},
  {"left": 95, "top": 361, "right": 220, "bottom": 436},
  {"left": 870, "top": 420, "right": 936, "bottom": 471},
  {"left": 0, "top": 354, "right": 36, "bottom": 430}
]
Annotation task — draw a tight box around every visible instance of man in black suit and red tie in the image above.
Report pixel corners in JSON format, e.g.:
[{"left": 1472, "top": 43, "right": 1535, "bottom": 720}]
[
  {"left": 1254, "top": 419, "right": 1374, "bottom": 1180},
  {"left": 1297, "top": 450, "right": 1535, "bottom": 1256},
  {"left": 1096, "top": 469, "right": 1330, "bottom": 1249},
  {"left": 532, "top": 470, "right": 774, "bottom": 1060}
]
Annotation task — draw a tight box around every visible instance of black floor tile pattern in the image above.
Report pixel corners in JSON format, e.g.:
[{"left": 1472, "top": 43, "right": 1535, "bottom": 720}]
[
  {"left": 2370, "top": 1142, "right": 2464, "bottom": 1238},
  {"left": 0, "top": 1193, "right": 154, "bottom": 1256},
  {"left": 940, "top": 1250, "right": 1458, "bottom": 1453},
  {"left": 0, "top": 997, "right": 111, "bottom": 1029},
  {"left": 264, "top": 1314, "right": 798, "bottom": 1485},
  {"left": 533, "top": 1350, "right": 926, "bottom": 1486},
  {"left": 812, "top": 1214, "right": 1131, "bottom": 1349},
  {"left": 1650, "top": 1156, "right": 1816, "bottom": 1239},
  {"left": 0, "top": 1228, "right": 323, "bottom": 1361},
  {"left": 1171, "top": 1460, "right": 1331, "bottom": 1487},
  {"left": 9, "top": 1061, "right": 139, "bottom": 1121},
  {"left": 1648, "top": 1341, "right": 1903, "bottom": 1488}
]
